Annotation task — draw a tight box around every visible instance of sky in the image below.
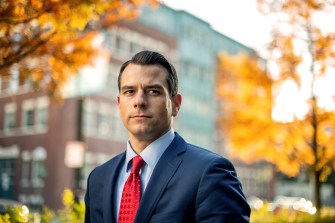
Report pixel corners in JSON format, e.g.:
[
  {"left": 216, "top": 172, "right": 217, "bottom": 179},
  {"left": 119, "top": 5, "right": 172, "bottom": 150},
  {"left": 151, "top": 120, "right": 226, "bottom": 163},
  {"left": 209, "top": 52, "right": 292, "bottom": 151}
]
[{"left": 161, "top": 0, "right": 271, "bottom": 52}]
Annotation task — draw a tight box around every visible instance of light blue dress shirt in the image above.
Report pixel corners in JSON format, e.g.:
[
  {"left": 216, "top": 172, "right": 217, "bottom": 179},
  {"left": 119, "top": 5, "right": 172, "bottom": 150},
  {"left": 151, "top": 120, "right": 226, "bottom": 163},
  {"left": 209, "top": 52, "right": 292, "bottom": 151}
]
[{"left": 115, "top": 128, "right": 175, "bottom": 219}]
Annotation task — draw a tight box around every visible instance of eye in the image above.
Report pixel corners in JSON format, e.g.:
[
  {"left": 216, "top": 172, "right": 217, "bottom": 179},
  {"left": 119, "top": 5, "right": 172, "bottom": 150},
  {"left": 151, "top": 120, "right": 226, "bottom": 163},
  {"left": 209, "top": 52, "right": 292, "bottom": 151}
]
[
  {"left": 123, "top": 89, "right": 135, "bottom": 95},
  {"left": 147, "top": 89, "right": 160, "bottom": 95}
]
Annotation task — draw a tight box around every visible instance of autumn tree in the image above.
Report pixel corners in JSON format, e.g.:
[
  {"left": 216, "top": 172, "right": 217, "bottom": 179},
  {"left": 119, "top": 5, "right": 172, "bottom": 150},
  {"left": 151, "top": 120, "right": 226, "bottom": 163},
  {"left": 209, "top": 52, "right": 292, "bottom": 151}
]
[
  {"left": 259, "top": 0, "right": 335, "bottom": 211},
  {"left": 217, "top": 54, "right": 276, "bottom": 162},
  {"left": 217, "top": 0, "right": 335, "bottom": 212},
  {"left": 0, "top": 0, "right": 157, "bottom": 98}
]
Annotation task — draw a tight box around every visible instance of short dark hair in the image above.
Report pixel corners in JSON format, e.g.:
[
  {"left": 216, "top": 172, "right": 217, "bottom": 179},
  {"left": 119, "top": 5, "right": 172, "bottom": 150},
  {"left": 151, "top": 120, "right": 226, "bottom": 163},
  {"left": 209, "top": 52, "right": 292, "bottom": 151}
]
[{"left": 118, "top": 50, "right": 178, "bottom": 98}]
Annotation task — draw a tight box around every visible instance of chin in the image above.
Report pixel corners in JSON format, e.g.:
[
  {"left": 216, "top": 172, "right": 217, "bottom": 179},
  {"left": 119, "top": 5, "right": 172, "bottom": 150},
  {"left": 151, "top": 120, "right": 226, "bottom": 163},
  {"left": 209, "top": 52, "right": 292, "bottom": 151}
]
[{"left": 133, "top": 130, "right": 161, "bottom": 141}]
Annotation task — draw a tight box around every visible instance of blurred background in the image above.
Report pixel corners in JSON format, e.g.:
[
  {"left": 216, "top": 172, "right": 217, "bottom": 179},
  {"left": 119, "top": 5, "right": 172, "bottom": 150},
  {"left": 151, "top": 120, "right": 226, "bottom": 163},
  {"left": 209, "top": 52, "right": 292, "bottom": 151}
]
[{"left": 1, "top": 0, "right": 335, "bottom": 221}]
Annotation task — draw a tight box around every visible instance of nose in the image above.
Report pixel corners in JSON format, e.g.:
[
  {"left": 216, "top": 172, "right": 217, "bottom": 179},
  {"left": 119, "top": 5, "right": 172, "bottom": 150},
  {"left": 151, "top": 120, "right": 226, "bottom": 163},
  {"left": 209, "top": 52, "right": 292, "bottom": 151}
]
[{"left": 133, "top": 91, "right": 147, "bottom": 109}]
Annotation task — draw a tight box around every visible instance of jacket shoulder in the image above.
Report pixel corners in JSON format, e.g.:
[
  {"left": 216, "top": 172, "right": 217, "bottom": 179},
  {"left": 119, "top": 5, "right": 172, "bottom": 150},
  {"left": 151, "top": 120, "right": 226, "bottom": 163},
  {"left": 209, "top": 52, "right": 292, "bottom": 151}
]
[{"left": 185, "top": 143, "right": 233, "bottom": 165}]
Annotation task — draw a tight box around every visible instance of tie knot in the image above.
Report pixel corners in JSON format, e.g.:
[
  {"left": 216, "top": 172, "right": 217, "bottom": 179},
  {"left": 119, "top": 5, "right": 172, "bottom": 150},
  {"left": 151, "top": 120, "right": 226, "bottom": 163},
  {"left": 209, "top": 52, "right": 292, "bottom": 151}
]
[{"left": 131, "top": 155, "right": 144, "bottom": 174}]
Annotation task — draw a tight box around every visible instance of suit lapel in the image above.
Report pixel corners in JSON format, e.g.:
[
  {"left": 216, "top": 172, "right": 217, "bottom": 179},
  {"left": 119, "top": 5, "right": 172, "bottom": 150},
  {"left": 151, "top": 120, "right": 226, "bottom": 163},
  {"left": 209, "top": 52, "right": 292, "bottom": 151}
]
[
  {"left": 103, "top": 153, "right": 125, "bottom": 223},
  {"left": 135, "top": 133, "right": 187, "bottom": 223}
]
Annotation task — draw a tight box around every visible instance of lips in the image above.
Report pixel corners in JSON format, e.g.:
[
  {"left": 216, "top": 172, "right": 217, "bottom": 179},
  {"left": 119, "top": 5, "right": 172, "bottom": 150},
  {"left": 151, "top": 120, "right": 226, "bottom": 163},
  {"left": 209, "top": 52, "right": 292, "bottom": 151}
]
[{"left": 131, "top": 114, "right": 151, "bottom": 119}]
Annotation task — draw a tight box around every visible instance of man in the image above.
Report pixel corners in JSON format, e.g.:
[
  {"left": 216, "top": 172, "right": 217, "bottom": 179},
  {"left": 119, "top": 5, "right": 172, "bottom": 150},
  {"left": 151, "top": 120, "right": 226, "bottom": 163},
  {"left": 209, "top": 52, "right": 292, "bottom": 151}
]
[{"left": 85, "top": 50, "right": 250, "bottom": 223}]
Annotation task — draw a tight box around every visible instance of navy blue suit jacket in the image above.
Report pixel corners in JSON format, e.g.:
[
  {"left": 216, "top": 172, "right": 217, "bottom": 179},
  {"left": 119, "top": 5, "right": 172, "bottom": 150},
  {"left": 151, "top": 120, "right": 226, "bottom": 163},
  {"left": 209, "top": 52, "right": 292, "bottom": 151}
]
[{"left": 85, "top": 133, "right": 250, "bottom": 223}]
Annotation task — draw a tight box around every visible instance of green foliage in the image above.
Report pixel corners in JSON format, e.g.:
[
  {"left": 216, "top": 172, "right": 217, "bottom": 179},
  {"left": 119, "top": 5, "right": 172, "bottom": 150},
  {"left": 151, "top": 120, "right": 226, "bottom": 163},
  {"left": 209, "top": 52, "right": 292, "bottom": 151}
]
[
  {"left": 0, "top": 188, "right": 85, "bottom": 223},
  {"left": 39, "top": 188, "right": 85, "bottom": 223},
  {"left": 0, "top": 214, "right": 10, "bottom": 223},
  {"left": 40, "top": 206, "right": 55, "bottom": 223},
  {"left": 2, "top": 192, "right": 335, "bottom": 223},
  {"left": 56, "top": 189, "right": 85, "bottom": 223},
  {"left": 251, "top": 204, "right": 335, "bottom": 223},
  {"left": 0, "top": 205, "right": 29, "bottom": 223}
]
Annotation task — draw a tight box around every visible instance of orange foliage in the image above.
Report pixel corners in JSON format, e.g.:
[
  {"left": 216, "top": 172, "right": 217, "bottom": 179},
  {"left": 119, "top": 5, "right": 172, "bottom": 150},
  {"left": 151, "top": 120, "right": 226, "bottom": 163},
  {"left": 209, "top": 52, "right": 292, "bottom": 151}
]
[
  {"left": 217, "top": 54, "right": 285, "bottom": 170},
  {"left": 0, "top": 0, "right": 158, "bottom": 98},
  {"left": 256, "top": 0, "right": 335, "bottom": 177},
  {"left": 222, "top": 0, "right": 335, "bottom": 209},
  {"left": 216, "top": 53, "right": 335, "bottom": 178}
]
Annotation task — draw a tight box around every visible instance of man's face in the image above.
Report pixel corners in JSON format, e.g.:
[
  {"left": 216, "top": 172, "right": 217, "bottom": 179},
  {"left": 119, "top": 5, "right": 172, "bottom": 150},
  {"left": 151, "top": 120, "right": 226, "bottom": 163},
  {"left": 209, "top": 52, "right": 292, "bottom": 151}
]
[{"left": 118, "top": 63, "right": 181, "bottom": 144}]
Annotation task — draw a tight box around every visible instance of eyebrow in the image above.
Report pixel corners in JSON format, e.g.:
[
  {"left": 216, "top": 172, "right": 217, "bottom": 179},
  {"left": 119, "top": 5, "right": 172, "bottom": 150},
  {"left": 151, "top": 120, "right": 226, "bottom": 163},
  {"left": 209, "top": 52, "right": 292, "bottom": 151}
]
[
  {"left": 146, "top": 84, "right": 164, "bottom": 90},
  {"left": 120, "top": 85, "right": 134, "bottom": 91},
  {"left": 120, "top": 84, "right": 165, "bottom": 91}
]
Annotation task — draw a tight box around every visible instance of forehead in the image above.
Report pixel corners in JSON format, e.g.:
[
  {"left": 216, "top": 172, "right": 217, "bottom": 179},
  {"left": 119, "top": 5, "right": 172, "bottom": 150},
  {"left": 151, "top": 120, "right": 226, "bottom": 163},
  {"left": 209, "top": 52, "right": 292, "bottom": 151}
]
[{"left": 120, "top": 63, "right": 169, "bottom": 87}]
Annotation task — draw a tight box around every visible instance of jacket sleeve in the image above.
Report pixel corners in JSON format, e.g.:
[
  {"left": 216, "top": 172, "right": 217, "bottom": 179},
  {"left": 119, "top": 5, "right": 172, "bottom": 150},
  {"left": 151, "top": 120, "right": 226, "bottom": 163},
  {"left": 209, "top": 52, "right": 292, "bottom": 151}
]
[
  {"left": 195, "top": 157, "right": 250, "bottom": 223},
  {"left": 84, "top": 171, "right": 92, "bottom": 223}
]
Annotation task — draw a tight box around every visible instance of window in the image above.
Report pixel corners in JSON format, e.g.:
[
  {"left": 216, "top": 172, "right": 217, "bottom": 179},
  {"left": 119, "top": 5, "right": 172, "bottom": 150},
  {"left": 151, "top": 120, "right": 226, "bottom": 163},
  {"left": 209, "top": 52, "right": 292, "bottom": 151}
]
[
  {"left": 0, "top": 159, "right": 16, "bottom": 199},
  {"left": 35, "top": 96, "right": 49, "bottom": 131},
  {"left": 31, "top": 147, "right": 47, "bottom": 188},
  {"left": 21, "top": 151, "right": 31, "bottom": 187},
  {"left": 9, "top": 66, "right": 19, "bottom": 92},
  {"left": 4, "top": 103, "right": 16, "bottom": 134},
  {"left": 97, "top": 103, "right": 112, "bottom": 136},
  {"left": 115, "top": 35, "right": 128, "bottom": 56},
  {"left": 22, "top": 99, "right": 35, "bottom": 130},
  {"left": 97, "top": 112, "right": 108, "bottom": 134},
  {"left": 25, "top": 110, "right": 34, "bottom": 126},
  {"left": 36, "top": 107, "right": 47, "bottom": 126},
  {"left": 83, "top": 100, "right": 97, "bottom": 136}
]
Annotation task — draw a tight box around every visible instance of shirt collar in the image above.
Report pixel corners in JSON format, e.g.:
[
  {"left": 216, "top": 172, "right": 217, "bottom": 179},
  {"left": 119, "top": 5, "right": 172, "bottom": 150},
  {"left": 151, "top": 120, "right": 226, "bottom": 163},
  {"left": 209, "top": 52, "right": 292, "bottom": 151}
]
[{"left": 125, "top": 128, "right": 175, "bottom": 172}]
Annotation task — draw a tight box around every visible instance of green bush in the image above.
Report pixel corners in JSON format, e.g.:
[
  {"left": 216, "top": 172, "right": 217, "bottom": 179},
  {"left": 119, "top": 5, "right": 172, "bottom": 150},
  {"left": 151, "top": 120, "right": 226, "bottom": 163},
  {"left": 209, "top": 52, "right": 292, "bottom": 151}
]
[
  {"left": 0, "top": 203, "right": 29, "bottom": 223},
  {"left": 0, "top": 189, "right": 85, "bottom": 223},
  {"left": 2, "top": 192, "right": 335, "bottom": 223},
  {"left": 56, "top": 189, "right": 85, "bottom": 223},
  {"left": 251, "top": 203, "right": 335, "bottom": 223},
  {"left": 0, "top": 214, "right": 10, "bottom": 223}
]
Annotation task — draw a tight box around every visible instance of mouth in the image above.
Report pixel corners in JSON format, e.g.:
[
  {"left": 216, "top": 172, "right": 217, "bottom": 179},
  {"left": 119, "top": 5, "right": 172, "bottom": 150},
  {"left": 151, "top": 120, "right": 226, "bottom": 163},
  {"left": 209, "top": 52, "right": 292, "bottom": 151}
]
[{"left": 131, "top": 115, "right": 151, "bottom": 119}]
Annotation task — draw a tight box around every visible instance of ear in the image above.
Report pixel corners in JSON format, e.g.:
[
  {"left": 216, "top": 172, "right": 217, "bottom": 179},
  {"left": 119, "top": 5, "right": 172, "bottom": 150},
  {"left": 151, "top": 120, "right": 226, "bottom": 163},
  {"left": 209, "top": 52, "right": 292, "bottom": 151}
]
[{"left": 172, "top": 94, "right": 182, "bottom": 117}]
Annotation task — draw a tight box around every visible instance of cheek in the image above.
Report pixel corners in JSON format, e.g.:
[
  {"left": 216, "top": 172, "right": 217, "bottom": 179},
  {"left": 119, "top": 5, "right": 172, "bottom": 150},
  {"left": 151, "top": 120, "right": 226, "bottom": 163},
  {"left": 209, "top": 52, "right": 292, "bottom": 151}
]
[
  {"left": 118, "top": 102, "right": 128, "bottom": 119},
  {"left": 118, "top": 98, "right": 131, "bottom": 111}
]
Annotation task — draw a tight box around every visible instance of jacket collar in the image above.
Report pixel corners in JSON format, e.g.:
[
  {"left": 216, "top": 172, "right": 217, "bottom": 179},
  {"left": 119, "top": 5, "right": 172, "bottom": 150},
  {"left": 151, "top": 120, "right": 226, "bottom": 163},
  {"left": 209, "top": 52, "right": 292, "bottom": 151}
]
[
  {"left": 103, "top": 152, "right": 126, "bottom": 223},
  {"left": 134, "top": 133, "right": 187, "bottom": 223}
]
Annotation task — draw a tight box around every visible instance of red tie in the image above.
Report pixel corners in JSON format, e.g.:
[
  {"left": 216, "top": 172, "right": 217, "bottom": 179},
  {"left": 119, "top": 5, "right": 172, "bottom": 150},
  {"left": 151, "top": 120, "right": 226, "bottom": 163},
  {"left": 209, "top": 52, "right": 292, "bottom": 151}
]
[{"left": 118, "top": 155, "right": 144, "bottom": 223}]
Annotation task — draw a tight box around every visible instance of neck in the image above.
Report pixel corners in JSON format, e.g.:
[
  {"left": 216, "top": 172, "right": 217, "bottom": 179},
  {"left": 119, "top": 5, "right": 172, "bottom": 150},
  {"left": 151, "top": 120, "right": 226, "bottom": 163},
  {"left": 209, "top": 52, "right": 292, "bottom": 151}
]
[
  {"left": 128, "top": 129, "right": 171, "bottom": 154},
  {"left": 128, "top": 137, "right": 151, "bottom": 154}
]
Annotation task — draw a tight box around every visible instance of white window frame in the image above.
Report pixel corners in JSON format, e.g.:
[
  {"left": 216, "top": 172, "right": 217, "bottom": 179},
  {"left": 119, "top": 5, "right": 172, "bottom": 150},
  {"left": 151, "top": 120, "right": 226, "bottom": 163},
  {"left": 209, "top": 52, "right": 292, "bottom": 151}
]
[{"left": 4, "top": 102, "right": 16, "bottom": 134}]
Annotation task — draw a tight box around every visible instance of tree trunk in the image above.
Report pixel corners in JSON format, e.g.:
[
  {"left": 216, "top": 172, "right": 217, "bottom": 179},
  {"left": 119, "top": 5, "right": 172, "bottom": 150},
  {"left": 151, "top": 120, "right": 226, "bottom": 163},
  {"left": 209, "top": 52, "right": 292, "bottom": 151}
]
[
  {"left": 311, "top": 95, "right": 321, "bottom": 213},
  {"left": 313, "top": 168, "right": 321, "bottom": 212}
]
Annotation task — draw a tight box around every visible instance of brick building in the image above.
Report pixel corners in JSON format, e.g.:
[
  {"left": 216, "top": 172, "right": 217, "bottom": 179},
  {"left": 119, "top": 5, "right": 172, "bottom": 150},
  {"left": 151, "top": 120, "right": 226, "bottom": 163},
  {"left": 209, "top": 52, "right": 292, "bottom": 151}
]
[{"left": 0, "top": 19, "right": 177, "bottom": 210}]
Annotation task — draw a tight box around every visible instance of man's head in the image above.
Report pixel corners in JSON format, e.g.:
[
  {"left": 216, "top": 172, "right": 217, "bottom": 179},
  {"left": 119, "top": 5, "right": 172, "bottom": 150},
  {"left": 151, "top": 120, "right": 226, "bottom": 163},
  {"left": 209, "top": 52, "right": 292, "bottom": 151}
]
[
  {"left": 117, "top": 50, "right": 182, "bottom": 151},
  {"left": 118, "top": 50, "right": 178, "bottom": 98}
]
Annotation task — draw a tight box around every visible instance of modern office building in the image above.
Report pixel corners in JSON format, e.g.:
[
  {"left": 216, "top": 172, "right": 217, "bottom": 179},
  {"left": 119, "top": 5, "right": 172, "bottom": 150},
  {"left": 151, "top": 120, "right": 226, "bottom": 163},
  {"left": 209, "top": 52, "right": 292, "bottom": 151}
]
[
  {"left": 138, "top": 4, "right": 256, "bottom": 150},
  {"left": 136, "top": 5, "right": 274, "bottom": 199}
]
